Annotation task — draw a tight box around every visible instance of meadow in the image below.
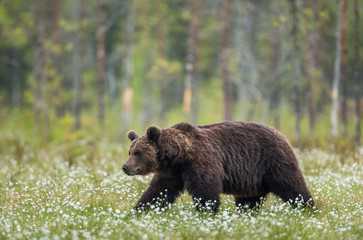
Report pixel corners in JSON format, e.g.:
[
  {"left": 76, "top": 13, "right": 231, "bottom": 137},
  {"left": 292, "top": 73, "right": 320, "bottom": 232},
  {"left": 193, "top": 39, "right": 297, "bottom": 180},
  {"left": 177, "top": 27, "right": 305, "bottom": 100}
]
[{"left": 0, "top": 132, "right": 362, "bottom": 240}]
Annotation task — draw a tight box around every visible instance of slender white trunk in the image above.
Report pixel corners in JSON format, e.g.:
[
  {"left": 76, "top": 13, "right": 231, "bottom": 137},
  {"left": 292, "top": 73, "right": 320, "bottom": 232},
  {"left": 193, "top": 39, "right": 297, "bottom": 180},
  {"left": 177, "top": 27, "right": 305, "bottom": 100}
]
[
  {"left": 122, "top": 0, "right": 134, "bottom": 133},
  {"left": 74, "top": 0, "right": 83, "bottom": 130},
  {"left": 289, "top": 0, "right": 301, "bottom": 147},
  {"left": 331, "top": 0, "right": 343, "bottom": 138}
]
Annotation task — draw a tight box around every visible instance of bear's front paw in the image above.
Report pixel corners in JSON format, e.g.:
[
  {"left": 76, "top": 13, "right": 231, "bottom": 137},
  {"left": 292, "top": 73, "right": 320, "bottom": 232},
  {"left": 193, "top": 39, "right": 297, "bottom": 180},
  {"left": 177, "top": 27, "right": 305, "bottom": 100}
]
[
  {"left": 131, "top": 206, "right": 144, "bottom": 215},
  {"left": 193, "top": 198, "right": 220, "bottom": 213},
  {"left": 132, "top": 202, "right": 149, "bottom": 214}
]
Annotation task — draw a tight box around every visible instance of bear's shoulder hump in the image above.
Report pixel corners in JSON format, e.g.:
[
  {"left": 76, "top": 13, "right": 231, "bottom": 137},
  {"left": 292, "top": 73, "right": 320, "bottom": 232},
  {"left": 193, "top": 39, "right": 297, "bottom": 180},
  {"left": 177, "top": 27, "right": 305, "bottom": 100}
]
[{"left": 171, "top": 122, "right": 196, "bottom": 133}]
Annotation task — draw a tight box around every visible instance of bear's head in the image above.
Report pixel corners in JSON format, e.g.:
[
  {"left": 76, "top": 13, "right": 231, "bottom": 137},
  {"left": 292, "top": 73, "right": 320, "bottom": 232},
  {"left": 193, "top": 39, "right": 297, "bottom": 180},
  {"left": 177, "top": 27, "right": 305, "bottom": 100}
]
[{"left": 122, "top": 125, "right": 163, "bottom": 176}]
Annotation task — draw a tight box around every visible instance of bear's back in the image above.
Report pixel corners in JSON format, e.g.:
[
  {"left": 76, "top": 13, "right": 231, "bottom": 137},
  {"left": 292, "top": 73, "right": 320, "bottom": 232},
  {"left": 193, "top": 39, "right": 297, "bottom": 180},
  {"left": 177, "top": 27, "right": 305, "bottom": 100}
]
[
  {"left": 196, "top": 121, "right": 295, "bottom": 166},
  {"left": 197, "top": 121, "right": 283, "bottom": 145}
]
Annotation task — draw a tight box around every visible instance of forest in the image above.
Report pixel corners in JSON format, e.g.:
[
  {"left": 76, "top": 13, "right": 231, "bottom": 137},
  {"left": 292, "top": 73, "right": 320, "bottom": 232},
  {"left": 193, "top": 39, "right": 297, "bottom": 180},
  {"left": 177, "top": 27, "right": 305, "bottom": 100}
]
[
  {"left": 0, "top": 0, "right": 362, "bottom": 148},
  {"left": 1, "top": 1, "right": 363, "bottom": 239}
]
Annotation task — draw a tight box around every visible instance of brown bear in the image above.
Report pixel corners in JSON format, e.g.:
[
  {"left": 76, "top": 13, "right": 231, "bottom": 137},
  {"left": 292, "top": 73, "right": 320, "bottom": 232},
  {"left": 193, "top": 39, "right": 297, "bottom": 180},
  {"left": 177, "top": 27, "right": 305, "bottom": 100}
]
[{"left": 123, "top": 121, "right": 314, "bottom": 212}]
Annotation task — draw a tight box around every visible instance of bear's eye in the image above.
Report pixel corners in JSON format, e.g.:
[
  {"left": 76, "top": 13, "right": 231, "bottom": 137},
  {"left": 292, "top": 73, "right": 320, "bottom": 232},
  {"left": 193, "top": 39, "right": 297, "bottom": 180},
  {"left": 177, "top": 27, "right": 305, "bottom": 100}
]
[{"left": 134, "top": 151, "right": 141, "bottom": 156}]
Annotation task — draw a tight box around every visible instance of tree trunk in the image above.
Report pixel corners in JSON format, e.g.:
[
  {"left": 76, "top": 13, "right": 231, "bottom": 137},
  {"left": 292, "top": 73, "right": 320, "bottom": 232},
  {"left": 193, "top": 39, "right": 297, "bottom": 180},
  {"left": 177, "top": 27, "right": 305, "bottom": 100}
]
[
  {"left": 34, "top": 25, "right": 43, "bottom": 135},
  {"left": 303, "top": 0, "right": 317, "bottom": 135},
  {"left": 184, "top": 0, "right": 201, "bottom": 124},
  {"left": 245, "top": 2, "right": 259, "bottom": 122},
  {"left": 313, "top": 0, "right": 323, "bottom": 72},
  {"left": 52, "top": 0, "right": 61, "bottom": 74},
  {"left": 340, "top": 0, "right": 348, "bottom": 136},
  {"left": 157, "top": 0, "right": 167, "bottom": 123},
  {"left": 10, "top": 49, "right": 21, "bottom": 115},
  {"left": 270, "top": 6, "right": 282, "bottom": 130},
  {"left": 122, "top": 0, "right": 134, "bottom": 133},
  {"left": 331, "top": 0, "right": 343, "bottom": 139},
  {"left": 52, "top": 0, "right": 64, "bottom": 117},
  {"left": 142, "top": 51, "right": 153, "bottom": 126},
  {"left": 289, "top": 0, "right": 301, "bottom": 147},
  {"left": 34, "top": 0, "right": 49, "bottom": 138},
  {"left": 220, "top": 0, "right": 232, "bottom": 121},
  {"left": 74, "top": 0, "right": 84, "bottom": 130},
  {"left": 234, "top": 1, "right": 246, "bottom": 121},
  {"left": 353, "top": 0, "right": 361, "bottom": 146},
  {"left": 266, "top": 2, "right": 287, "bottom": 130},
  {"left": 97, "top": 1, "right": 106, "bottom": 130}
]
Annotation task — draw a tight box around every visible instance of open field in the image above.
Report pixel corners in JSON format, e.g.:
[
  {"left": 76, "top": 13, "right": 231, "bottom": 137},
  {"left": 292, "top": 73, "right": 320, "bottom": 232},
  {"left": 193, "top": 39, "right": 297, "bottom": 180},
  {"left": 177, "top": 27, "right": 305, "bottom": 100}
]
[{"left": 0, "top": 138, "right": 362, "bottom": 239}]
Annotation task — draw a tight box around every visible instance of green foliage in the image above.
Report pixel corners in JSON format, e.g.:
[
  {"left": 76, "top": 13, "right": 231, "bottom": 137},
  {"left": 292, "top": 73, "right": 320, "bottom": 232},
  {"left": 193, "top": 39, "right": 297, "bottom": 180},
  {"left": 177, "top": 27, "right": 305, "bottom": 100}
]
[
  {"left": 0, "top": 0, "right": 362, "bottom": 148},
  {"left": 0, "top": 1, "right": 32, "bottom": 48}
]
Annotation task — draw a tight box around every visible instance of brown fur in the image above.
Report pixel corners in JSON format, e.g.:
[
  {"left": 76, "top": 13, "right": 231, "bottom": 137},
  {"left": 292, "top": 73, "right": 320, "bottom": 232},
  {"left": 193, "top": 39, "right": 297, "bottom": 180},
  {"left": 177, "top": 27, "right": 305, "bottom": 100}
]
[{"left": 123, "top": 121, "right": 314, "bottom": 212}]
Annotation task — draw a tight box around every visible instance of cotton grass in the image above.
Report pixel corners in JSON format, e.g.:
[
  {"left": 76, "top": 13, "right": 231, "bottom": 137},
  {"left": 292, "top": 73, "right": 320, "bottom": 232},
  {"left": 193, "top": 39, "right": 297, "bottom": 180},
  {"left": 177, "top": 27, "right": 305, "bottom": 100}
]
[{"left": 0, "top": 144, "right": 362, "bottom": 239}]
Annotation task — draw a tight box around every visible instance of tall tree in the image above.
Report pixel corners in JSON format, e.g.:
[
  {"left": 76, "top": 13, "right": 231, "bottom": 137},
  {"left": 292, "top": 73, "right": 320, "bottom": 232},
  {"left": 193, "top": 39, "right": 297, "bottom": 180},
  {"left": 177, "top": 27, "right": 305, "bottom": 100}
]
[
  {"left": 74, "top": 0, "right": 84, "bottom": 130},
  {"left": 303, "top": 0, "right": 317, "bottom": 135},
  {"left": 235, "top": 0, "right": 260, "bottom": 122},
  {"left": 34, "top": 0, "right": 49, "bottom": 137},
  {"left": 331, "top": 0, "right": 343, "bottom": 139},
  {"left": 122, "top": 0, "right": 134, "bottom": 133},
  {"left": 353, "top": 0, "right": 361, "bottom": 146},
  {"left": 51, "top": 0, "right": 64, "bottom": 117},
  {"left": 52, "top": 0, "right": 62, "bottom": 74},
  {"left": 183, "top": 0, "right": 201, "bottom": 124},
  {"left": 313, "top": 0, "right": 323, "bottom": 71},
  {"left": 289, "top": 0, "right": 301, "bottom": 147},
  {"left": 157, "top": 0, "right": 167, "bottom": 123},
  {"left": 142, "top": 52, "right": 154, "bottom": 125},
  {"left": 96, "top": 1, "right": 106, "bottom": 130},
  {"left": 340, "top": 0, "right": 348, "bottom": 136},
  {"left": 220, "top": 0, "right": 232, "bottom": 121},
  {"left": 10, "top": 49, "right": 21, "bottom": 114},
  {"left": 269, "top": 2, "right": 284, "bottom": 130}
]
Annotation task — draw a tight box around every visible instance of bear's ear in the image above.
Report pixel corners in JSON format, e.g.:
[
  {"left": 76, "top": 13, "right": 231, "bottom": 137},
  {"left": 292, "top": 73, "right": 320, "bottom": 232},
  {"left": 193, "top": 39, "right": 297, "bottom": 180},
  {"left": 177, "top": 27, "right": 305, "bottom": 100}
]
[
  {"left": 147, "top": 125, "right": 161, "bottom": 142},
  {"left": 127, "top": 130, "right": 139, "bottom": 141}
]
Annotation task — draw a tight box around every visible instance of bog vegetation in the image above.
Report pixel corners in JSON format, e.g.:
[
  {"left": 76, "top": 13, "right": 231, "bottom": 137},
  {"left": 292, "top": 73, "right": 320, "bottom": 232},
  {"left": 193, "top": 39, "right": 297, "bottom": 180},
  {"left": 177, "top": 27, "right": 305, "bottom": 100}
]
[
  {"left": 0, "top": 133, "right": 362, "bottom": 239},
  {"left": 0, "top": 0, "right": 362, "bottom": 239}
]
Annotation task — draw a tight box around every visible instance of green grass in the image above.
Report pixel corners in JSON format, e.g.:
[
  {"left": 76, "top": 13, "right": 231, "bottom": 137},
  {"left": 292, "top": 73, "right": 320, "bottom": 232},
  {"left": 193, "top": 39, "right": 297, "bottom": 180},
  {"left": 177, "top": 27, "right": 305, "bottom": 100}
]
[{"left": 0, "top": 135, "right": 362, "bottom": 239}]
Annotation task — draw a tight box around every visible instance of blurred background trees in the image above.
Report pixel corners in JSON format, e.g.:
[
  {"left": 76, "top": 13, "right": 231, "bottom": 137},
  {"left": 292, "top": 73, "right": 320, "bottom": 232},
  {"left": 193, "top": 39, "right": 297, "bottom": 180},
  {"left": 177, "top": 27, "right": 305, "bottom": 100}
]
[{"left": 0, "top": 0, "right": 362, "bottom": 147}]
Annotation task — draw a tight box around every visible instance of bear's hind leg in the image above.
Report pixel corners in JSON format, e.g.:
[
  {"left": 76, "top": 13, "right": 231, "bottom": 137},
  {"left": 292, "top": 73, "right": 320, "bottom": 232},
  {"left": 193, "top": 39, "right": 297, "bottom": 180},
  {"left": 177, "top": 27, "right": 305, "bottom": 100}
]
[
  {"left": 275, "top": 184, "right": 314, "bottom": 206},
  {"left": 235, "top": 195, "right": 266, "bottom": 211},
  {"left": 269, "top": 177, "right": 314, "bottom": 207}
]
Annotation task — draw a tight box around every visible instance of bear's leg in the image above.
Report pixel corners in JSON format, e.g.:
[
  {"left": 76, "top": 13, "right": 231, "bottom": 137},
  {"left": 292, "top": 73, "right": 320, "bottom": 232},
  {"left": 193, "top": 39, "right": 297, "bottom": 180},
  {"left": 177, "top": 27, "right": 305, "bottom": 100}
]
[
  {"left": 274, "top": 183, "right": 314, "bottom": 206},
  {"left": 192, "top": 195, "right": 220, "bottom": 212},
  {"left": 184, "top": 174, "right": 222, "bottom": 212},
  {"left": 268, "top": 173, "right": 314, "bottom": 206},
  {"left": 234, "top": 195, "right": 266, "bottom": 210},
  {"left": 133, "top": 174, "right": 184, "bottom": 211}
]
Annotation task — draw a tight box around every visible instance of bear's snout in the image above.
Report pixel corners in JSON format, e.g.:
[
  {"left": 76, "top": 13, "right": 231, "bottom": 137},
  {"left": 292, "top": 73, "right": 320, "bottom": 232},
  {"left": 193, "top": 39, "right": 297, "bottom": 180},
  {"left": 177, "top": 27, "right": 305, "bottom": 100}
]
[{"left": 122, "top": 163, "right": 141, "bottom": 176}]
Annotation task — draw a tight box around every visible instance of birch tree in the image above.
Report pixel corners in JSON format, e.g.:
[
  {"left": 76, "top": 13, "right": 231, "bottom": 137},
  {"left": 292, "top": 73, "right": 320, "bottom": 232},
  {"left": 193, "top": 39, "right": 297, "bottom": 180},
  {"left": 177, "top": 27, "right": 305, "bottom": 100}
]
[
  {"left": 183, "top": 0, "right": 201, "bottom": 124},
  {"left": 220, "top": 0, "right": 232, "bottom": 120},
  {"left": 97, "top": 1, "right": 106, "bottom": 130},
  {"left": 289, "top": 0, "right": 301, "bottom": 147},
  {"left": 122, "top": 0, "right": 134, "bottom": 133},
  {"left": 74, "top": 0, "right": 84, "bottom": 130},
  {"left": 331, "top": 0, "right": 343, "bottom": 139},
  {"left": 34, "top": 0, "right": 49, "bottom": 137},
  {"left": 340, "top": 0, "right": 348, "bottom": 136},
  {"left": 303, "top": 0, "right": 317, "bottom": 135}
]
